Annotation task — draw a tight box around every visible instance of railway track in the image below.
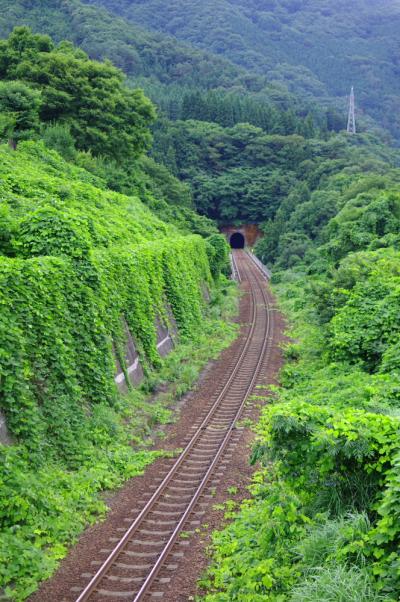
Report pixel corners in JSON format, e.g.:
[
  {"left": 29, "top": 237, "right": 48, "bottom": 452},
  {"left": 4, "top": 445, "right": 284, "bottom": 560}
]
[{"left": 74, "top": 250, "right": 274, "bottom": 602}]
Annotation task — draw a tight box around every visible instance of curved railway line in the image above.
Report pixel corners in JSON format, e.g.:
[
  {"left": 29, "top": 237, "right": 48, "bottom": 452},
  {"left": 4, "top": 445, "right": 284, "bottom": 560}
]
[{"left": 74, "top": 250, "right": 274, "bottom": 602}]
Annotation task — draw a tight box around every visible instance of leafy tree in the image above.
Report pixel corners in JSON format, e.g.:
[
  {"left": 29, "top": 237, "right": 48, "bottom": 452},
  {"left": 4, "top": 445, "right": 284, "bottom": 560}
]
[
  {"left": 0, "top": 80, "right": 41, "bottom": 143},
  {"left": 0, "top": 27, "right": 156, "bottom": 161},
  {"left": 0, "top": 112, "right": 15, "bottom": 142}
]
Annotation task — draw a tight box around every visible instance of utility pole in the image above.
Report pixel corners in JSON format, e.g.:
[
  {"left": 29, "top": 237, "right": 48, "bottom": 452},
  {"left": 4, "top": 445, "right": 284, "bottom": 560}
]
[{"left": 347, "top": 86, "right": 356, "bottom": 134}]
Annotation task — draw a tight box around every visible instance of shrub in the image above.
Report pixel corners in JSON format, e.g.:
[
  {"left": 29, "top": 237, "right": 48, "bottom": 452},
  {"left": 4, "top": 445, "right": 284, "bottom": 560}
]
[{"left": 43, "top": 123, "right": 76, "bottom": 161}]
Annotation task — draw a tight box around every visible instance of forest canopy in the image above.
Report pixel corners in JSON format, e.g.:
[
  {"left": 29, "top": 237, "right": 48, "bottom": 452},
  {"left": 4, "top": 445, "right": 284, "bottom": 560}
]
[{"left": 0, "top": 26, "right": 155, "bottom": 161}]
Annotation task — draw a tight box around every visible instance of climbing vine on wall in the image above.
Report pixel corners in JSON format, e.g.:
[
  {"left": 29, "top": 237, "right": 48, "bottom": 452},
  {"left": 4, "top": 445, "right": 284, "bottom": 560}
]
[
  {"left": 0, "top": 141, "right": 231, "bottom": 601},
  {"left": 0, "top": 142, "right": 214, "bottom": 459}
]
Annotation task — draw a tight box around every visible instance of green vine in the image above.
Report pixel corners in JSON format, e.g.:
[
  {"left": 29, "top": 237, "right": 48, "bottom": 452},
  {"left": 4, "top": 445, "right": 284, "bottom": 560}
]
[
  {"left": 0, "top": 141, "right": 231, "bottom": 601},
  {"left": 0, "top": 141, "right": 216, "bottom": 458}
]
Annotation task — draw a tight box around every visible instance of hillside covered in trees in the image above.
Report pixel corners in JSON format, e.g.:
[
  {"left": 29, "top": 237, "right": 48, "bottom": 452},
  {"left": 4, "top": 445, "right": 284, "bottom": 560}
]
[
  {"left": 1, "top": 2, "right": 400, "bottom": 601},
  {"left": 201, "top": 158, "right": 400, "bottom": 602},
  {"left": 2, "top": 0, "right": 399, "bottom": 230},
  {"left": 87, "top": 0, "right": 400, "bottom": 139},
  {"left": 186, "top": 15, "right": 400, "bottom": 600}
]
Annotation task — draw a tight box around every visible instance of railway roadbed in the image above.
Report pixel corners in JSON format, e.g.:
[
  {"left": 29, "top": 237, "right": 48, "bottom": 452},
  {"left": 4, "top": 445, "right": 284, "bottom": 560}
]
[{"left": 29, "top": 251, "right": 286, "bottom": 602}]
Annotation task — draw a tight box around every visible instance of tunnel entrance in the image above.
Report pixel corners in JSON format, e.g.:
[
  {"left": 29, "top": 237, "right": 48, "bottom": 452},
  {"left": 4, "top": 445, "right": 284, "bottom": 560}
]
[{"left": 230, "top": 232, "right": 245, "bottom": 249}]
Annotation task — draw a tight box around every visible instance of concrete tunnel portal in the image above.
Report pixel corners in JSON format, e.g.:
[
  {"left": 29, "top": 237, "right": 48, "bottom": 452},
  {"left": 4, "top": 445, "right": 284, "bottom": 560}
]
[
  {"left": 221, "top": 225, "right": 262, "bottom": 249},
  {"left": 229, "top": 232, "right": 246, "bottom": 249}
]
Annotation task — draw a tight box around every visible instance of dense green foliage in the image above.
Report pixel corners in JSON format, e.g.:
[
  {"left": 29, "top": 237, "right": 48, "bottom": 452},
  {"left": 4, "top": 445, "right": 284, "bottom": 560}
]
[
  {"left": 2, "top": 4, "right": 400, "bottom": 601},
  {"left": 0, "top": 80, "right": 41, "bottom": 142},
  {"left": 153, "top": 121, "right": 400, "bottom": 224},
  {"left": 0, "top": 0, "right": 253, "bottom": 91},
  {"left": 8, "top": 0, "right": 391, "bottom": 143},
  {"left": 0, "top": 30, "right": 231, "bottom": 599},
  {"left": 0, "top": 10, "right": 371, "bottom": 230},
  {"left": 90, "top": 0, "right": 400, "bottom": 140},
  {"left": 0, "top": 27, "right": 155, "bottom": 159},
  {"left": 201, "top": 137, "right": 400, "bottom": 600},
  {"left": 0, "top": 144, "right": 213, "bottom": 431},
  {"left": 254, "top": 134, "right": 400, "bottom": 269},
  {"left": 153, "top": 120, "right": 302, "bottom": 222},
  {"left": 0, "top": 26, "right": 219, "bottom": 231},
  {"left": 0, "top": 139, "right": 234, "bottom": 600}
]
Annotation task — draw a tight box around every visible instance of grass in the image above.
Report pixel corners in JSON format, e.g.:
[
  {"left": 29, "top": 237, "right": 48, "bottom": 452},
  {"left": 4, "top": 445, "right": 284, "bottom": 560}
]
[{"left": 290, "top": 565, "right": 389, "bottom": 602}]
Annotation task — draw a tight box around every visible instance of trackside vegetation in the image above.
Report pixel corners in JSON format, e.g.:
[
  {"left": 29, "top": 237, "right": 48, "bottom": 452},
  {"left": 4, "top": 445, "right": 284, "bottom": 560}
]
[
  {"left": 200, "top": 158, "right": 400, "bottom": 600},
  {"left": 0, "top": 140, "right": 235, "bottom": 601},
  {"left": 0, "top": 27, "right": 234, "bottom": 601}
]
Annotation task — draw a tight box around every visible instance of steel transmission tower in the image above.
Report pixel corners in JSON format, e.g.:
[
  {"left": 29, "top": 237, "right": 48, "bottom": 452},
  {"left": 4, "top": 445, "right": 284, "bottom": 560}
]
[{"left": 347, "top": 86, "right": 356, "bottom": 134}]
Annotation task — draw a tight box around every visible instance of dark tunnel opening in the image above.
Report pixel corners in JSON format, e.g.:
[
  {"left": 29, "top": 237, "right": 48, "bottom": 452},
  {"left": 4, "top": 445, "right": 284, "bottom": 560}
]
[{"left": 230, "top": 232, "right": 245, "bottom": 249}]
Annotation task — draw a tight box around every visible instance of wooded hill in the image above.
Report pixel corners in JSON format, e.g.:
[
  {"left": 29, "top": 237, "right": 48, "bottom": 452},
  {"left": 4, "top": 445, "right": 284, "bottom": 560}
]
[
  {"left": 202, "top": 143, "right": 400, "bottom": 602},
  {"left": 1, "top": 4, "right": 400, "bottom": 600},
  {"left": 0, "top": 0, "right": 357, "bottom": 129},
  {"left": 2, "top": 0, "right": 399, "bottom": 231},
  {"left": 88, "top": 0, "right": 400, "bottom": 140}
]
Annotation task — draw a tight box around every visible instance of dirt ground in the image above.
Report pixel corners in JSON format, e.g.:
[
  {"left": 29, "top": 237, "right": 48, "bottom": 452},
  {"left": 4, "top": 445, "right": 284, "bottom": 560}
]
[{"left": 29, "top": 280, "right": 286, "bottom": 602}]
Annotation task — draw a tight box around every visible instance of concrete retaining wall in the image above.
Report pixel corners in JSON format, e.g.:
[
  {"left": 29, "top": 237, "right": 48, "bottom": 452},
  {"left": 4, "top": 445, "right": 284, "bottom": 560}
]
[
  {"left": 246, "top": 250, "right": 272, "bottom": 279},
  {"left": 1, "top": 298, "right": 196, "bottom": 443},
  {"left": 0, "top": 410, "right": 12, "bottom": 445},
  {"left": 114, "top": 320, "right": 144, "bottom": 392},
  {"left": 114, "top": 305, "right": 177, "bottom": 391}
]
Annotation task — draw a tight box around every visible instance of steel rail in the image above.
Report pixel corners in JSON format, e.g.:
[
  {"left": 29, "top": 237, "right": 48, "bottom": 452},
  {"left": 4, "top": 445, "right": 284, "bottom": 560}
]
[
  {"left": 132, "top": 252, "right": 272, "bottom": 601},
  {"left": 75, "top": 250, "right": 271, "bottom": 602}
]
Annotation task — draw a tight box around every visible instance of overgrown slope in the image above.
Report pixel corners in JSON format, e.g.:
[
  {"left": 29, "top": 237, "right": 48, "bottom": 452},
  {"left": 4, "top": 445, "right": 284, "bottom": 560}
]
[
  {"left": 0, "top": 29, "right": 232, "bottom": 601},
  {"left": 200, "top": 142, "right": 400, "bottom": 601},
  {"left": 0, "top": 138, "right": 234, "bottom": 601}
]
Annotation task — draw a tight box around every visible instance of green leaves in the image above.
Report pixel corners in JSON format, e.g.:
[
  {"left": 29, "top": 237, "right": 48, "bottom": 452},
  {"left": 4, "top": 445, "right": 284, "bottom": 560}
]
[
  {"left": 329, "top": 255, "right": 400, "bottom": 372},
  {"left": 0, "top": 445, "right": 158, "bottom": 601},
  {"left": 0, "top": 80, "right": 41, "bottom": 143},
  {"left": 0, "top": 27, "right": 156, "bottom": 161},
  {"left": 0, "top": 139, "right": 227, "bottom": 600},
  {"left": 14, "top": 206, "right": 92, "bottom": 259},
  {"left": 153, "top": 119, "right": 307, "bottom": 223},
  {"left": 201, "top": 241, "right": 400, "bottom": 601}
]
